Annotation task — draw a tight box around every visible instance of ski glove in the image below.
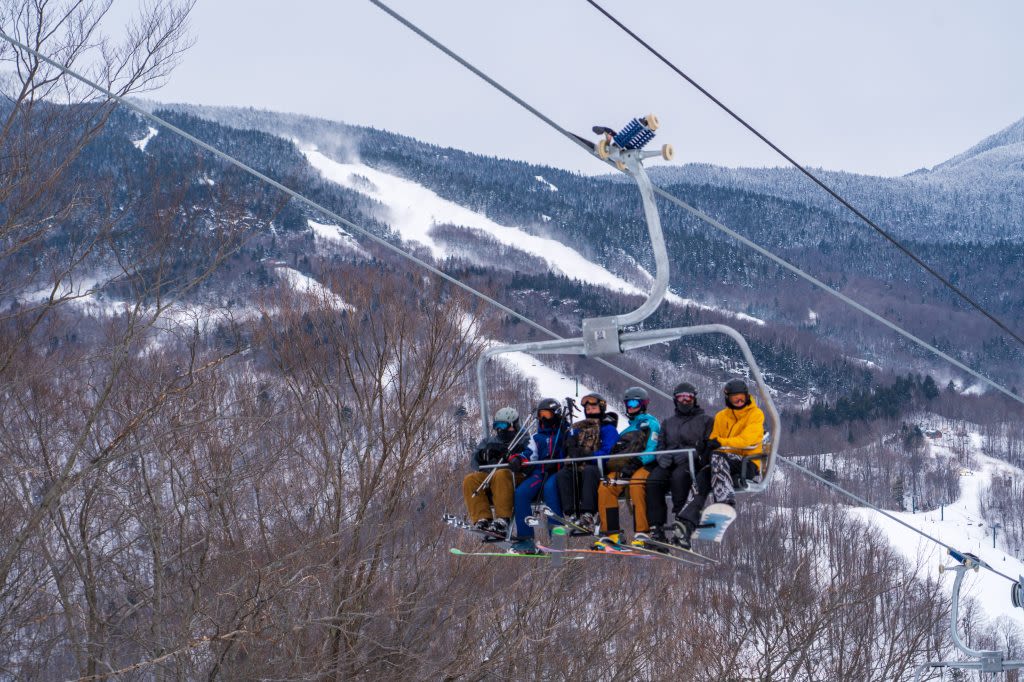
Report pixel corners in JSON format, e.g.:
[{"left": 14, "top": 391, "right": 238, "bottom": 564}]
[
  {"left": 507, "top": 457, "right": 523, "bottom": 475},
  {"left": 703, "top": 438, "right": 721, "bottom": 453}
]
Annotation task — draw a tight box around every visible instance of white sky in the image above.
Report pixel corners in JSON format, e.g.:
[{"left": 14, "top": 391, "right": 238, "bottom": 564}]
[{"left": 120, "top": 1, "right": 1024, "bottom": 177}]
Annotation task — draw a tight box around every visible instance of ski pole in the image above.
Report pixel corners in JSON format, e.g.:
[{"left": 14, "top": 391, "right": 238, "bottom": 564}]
[{"left": 472, "top": 415, "right": 536, "bottom": 497}]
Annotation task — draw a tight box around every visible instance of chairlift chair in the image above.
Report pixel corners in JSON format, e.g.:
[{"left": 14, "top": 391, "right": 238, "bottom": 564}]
[{"left": 476, "top": 116, "right": 782, "bottom": 492}]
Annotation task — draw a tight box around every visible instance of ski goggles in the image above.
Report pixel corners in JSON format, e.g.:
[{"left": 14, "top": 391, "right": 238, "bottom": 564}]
[
  {"left": 624, "top": 399, "right": 643, "bottom": 409},
  {"left": 492, "top": 421, "right": 512, "bottom": 431},
  {"left": 537, "top": 409, "right": 557, "bottom": 420},
  {"left": 580, "top": 398, "right": 602, "bottom": 407},
  {"left": 674, "top": 392, "right": 696, "bottom": 402}
]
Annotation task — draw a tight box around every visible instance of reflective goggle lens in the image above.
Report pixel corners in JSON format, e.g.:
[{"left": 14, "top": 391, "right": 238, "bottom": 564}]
[
  {"left": 492, "top": 421, "right": 511, "bottom": 431},
  {"left": 674, "top": 392, "right": 695, "bottom": 402},
  {"left": 537, "top": 409, "right": 555, "bottom": 420},
  {"left": 625, "top": 399, "right": 642, "bottom": 409},
  {"left": 581, "top": 398, "right": 600, "bottom": 407}
]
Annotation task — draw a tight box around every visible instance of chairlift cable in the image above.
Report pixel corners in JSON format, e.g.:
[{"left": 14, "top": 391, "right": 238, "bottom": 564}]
[
  {"left": 365, "top": 0, "right": 1024, "bottom": 408},
  {"left": 583, "top": 0, "right": 1024, "bottom": 353},
  {"left": 1, "top": 18, "right": 1015, "bottom": 588}
]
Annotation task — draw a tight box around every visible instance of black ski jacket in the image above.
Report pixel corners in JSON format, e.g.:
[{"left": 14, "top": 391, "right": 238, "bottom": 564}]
[
  {"left": 470, "top": 434, "right": 532, "bottom": 471},
  {"left": 657, "top": 404, "right": 714, "bottom": 468}
]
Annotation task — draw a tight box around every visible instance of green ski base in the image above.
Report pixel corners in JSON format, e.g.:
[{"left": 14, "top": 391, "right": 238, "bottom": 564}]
[{"left": 449, "top": 548, "right": 581, "bottom": 560}]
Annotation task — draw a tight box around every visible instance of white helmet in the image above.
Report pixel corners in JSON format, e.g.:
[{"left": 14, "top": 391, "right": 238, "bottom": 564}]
[{"left": 493, "top": 407, "right": 519, "bottom": 428}]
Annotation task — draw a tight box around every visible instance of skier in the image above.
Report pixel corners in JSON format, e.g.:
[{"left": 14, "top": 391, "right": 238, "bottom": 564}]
[
  {"left": 557, "top": 393, "right": 619, "bottom": 533},
  {"left": 671, "top": 378, "right": 765, "bottom": 549},
  {"left": 640, "top": 382, "right": 714, "bottom": 547},
  {"left": 460, "top": 407, "right": 530, "bottom": 538},
  {"left": 594, "top": 386, "right": 660, "bottom": 548},
  {"left": 510, "top": 398, "right": 568, "bottom": 554}
]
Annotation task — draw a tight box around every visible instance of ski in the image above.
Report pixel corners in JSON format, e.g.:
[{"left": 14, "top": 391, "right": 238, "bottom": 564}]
[
  {"left": 442, "top": 513, "right": 511, "bottom": 544},
  {"left": 538, "top": 506, "right": 703, "bottom": 566},
  {"left": 634, "top": 533, "right": 719, "bottom": 564},
  {"left": 449, "top": 548, "right": 580, "bottom": 560},
  {"left": 536, "top": 543, "right": 658, "bottom": 559}
]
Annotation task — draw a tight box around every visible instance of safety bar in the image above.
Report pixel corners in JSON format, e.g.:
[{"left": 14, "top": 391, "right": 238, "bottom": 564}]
[{"left": 479, "top": 448, "right": 695, "bottom": 470}]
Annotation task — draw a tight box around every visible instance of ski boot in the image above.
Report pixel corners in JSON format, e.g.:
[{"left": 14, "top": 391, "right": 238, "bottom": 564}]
[
  {"left": 490, "top": 517, "right": 511, "bottom": 538},
  {"left": 473, "top": 519, "right": 493, "bottom": 533},
  {"left": 575, "top": 512, "right": 597, "bottom": 535},
  {"left": 592, "top": 532, "right": 620, "bottom": 551},
  {"left": 634, "top": 530, "right": 668, "bottom": 554}
]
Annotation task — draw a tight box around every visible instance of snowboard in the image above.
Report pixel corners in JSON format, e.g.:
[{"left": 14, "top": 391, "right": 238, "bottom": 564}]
[{"left": 692, "top": 503, "right": 737, "bottom": 543}]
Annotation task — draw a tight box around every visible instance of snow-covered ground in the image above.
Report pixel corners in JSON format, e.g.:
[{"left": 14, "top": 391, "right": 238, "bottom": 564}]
[
  {"left": 132, "top": 127, "right": 158, "bottom": 152},
  {"left": 302, "top": 147, "right": 764, "bottom": 326},
  {"left": 849, "top": 432, "right": 1024, "bottom": 626},
  {"left": 534, "top": 175, "right": 558, "bottom": 192},
  {"left": 307, "top": 219, "right": 366, "bottom": 256},
  {"left": 275, "top": 266, "right": 351, "bottom": 311}
]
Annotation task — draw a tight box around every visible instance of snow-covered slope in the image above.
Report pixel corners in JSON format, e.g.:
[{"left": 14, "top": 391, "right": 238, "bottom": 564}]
[
  {"left": 302, "top": 147, "right": 763, "bottom": 325},
  {"left": 850, "top": 433, "right": 1024, "bottom": 627}
]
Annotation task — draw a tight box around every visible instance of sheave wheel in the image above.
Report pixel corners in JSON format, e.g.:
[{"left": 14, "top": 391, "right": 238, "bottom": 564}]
[
  {"left": 615, "top": 160, "right": 627, "bottom": 172},
  {"left": 644, "top": 113, "right": 660, "bottom": 131},
  {"left": 662, "top": 143, "right": 674, "bottom": 161},
  {"left": 596, "top": 137, "right": 611, "bottom": 160}
]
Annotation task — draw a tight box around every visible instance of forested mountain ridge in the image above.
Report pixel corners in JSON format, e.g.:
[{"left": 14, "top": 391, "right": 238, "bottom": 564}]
[{"left": 138, "top": 102, "right": 1024, "bottom": 392}]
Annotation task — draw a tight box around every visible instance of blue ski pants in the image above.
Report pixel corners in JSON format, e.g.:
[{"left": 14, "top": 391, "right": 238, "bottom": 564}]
[{"left": 514, "top": 472, "right": 561, "bottom": 538}]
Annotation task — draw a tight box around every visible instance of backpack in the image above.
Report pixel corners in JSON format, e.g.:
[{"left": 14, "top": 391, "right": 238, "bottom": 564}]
[{"left": 569, "top": 418, "right": 602, "bottom": 457}]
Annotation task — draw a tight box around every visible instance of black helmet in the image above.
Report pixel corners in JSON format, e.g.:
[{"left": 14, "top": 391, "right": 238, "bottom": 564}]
[
  {"left": 536, "top": 398, "right": 563, "bottom": 427},
  {"left": 673, "top": 382, "right": 698, "bottom": 397},
  {"left": 673, "top": 381, "right": 700, "bottom": 410},
  {"left": 723, "top": 379, "right": 749, "bottom": 395},
  {"left": 723, "top": 378, "right": 751, "bottom": 409},
  {"left": 623, "top": 386, "right": 649, "bottom": 413},
  {"left": 580, "top": 392, "right": 607, "bottom": 414}
]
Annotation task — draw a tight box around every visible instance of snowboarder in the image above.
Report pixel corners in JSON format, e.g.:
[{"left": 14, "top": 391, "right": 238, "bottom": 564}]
[
  {"left": 510, "top": 398, "right": 568, "bottom": 554},
  {"left": 557, "top": 393, "right": 619, "bottom": 533},
  {"left": 671, "top": 378, "right": 765, "bottom": 549},
  {"left": 641, "top": 382, "right": 714, "bottom": 547},
  {"left": 461, "top": 407, "right": 530, "bottom": 538},
  {"left": 595, "top": 386, "right": 661, "bottom": 548}
]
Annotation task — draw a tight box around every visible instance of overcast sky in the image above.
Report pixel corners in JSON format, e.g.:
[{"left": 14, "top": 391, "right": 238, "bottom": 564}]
[{"left": 123, "top": 0, "right": 1024, "bottom": 177}]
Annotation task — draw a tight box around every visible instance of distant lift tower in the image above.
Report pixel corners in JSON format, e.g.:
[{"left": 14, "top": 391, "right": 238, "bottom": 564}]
[{"left": 914, "top": 550, "right": 1024, "bottom": 680}]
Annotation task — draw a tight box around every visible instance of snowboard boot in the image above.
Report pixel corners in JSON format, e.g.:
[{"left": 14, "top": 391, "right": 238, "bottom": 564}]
[{"left": 669, "top": 519, "right": 695, "bottom": 550}]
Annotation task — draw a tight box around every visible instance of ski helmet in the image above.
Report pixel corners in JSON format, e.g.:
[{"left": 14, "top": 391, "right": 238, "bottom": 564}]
[
  {"left": 723, "top": 378, "right": 751, "bottom": 409},
  {"left": 580, "top": 392, "right": 607, "bottom": 414},
  {"left": 673, "top": 381, "right": 699, "bottom": 409},
  {"left": 673, "top": 382, "right": 698, "bottom": 399},
  {"left": 623, "top": 386, "right": 649, "bottom": 413},
  {"left": 493, "top": 406, "right": 520, "bottom": 432},
  {"left": 536, "top": 398, "right": 563, "bottom": 427}
]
